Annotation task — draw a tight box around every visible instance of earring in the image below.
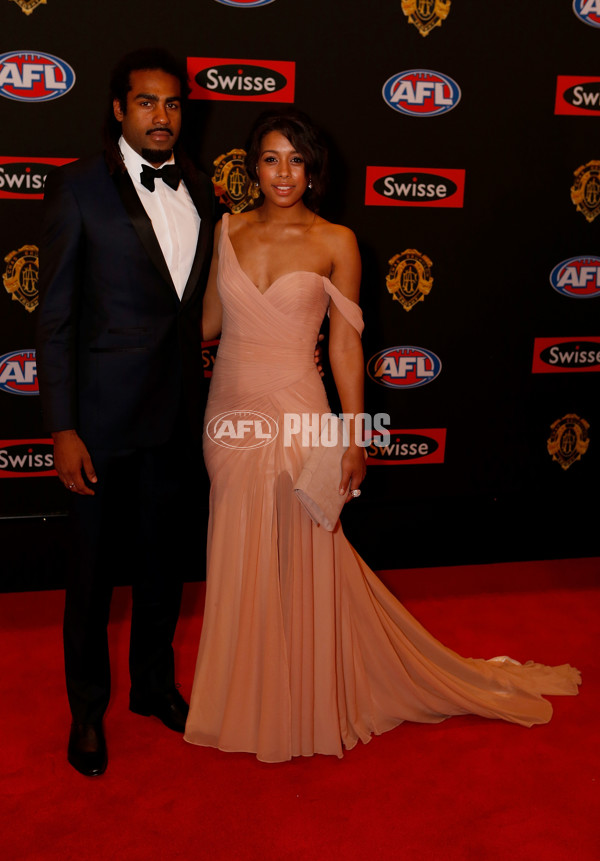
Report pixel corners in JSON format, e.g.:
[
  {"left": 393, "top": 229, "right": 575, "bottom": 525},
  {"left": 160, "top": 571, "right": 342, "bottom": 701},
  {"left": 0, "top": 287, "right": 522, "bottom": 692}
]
[{"left": 308, "top": 179, "right": 313, "bottom": 189}]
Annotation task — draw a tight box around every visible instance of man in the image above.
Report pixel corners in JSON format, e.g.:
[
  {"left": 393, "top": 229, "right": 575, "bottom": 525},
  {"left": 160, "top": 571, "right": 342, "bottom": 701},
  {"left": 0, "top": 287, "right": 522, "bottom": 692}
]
[{"left": 37, "top": 49, "right": 214, "bottom": 777}]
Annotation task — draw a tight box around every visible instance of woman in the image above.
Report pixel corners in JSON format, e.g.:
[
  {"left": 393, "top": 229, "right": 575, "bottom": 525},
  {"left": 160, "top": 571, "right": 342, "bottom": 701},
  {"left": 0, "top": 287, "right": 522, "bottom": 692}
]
[{"left": 184, "top": 110, "right": 580, "bottom": 762}]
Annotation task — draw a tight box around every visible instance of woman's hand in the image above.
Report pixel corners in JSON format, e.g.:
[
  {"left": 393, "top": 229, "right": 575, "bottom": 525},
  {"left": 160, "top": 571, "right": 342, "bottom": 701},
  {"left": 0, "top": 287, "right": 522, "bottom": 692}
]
[{"left": 339, "top": 445, "right": 367, "bottom": 501}]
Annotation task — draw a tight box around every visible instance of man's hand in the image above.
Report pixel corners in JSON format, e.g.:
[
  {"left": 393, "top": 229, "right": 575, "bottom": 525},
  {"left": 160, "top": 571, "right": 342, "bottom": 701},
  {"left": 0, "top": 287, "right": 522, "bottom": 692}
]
[
  {"left": 314, "top": 333, "right": 325, "bottom": 378},
  {"left": 52, "top": 430, "right": 97, "bottom": 495}
]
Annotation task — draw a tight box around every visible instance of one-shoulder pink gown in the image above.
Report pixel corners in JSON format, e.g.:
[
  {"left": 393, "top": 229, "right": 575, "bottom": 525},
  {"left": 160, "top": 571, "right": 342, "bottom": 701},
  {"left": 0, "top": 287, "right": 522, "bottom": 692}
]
[{"left": 184, "top": 214, "right": 580, "bottom": 762}]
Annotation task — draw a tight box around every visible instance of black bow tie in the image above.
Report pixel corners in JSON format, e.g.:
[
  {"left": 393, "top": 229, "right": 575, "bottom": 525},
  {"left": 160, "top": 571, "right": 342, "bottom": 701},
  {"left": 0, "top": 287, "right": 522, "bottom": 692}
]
[{"left": 140, "top": 163, "right": 182, "bottom": 192}]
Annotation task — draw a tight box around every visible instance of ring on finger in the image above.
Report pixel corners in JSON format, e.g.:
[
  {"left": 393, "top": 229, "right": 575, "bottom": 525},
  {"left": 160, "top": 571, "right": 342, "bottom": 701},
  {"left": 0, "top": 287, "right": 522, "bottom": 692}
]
[{"left": 350, "top": 489, "right": 361, "bottom": 498}]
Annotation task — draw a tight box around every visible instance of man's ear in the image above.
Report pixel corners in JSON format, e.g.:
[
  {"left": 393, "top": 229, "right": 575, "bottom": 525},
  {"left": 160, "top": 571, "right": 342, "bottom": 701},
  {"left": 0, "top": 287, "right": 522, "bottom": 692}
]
[{"left": 113, "top": 98, "right": 124, "bottom": 122}]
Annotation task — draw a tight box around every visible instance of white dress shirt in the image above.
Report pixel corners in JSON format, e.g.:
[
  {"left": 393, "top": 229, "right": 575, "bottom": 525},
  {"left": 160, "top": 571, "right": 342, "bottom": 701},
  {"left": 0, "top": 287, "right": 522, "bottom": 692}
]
[{"left": 119, "top": 135, "right": 201, "bottom": 299}]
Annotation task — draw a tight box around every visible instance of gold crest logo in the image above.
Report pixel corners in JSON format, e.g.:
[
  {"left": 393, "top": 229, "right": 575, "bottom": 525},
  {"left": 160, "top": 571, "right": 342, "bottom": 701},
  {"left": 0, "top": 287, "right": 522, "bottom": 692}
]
[
  {"left": 401, "top": 0, "right": 451, "bottom": 37},
  {"left": 547, "top": 413, "right": 590, "bottom": 471},
  {"left": 212, "top": 149, "right": 260, "bottom": 214},
  {"left": 386, "top": 249, "right": 433, "bottom": 311},
  {"left": 571, "top": 160, "right": 600, "bottom": 223},
  {"left": 10, "top": 0, "right": 47, "bottom": 15},
  {"left": 3, "top": 245, "right": 39, "bottom": 313}
]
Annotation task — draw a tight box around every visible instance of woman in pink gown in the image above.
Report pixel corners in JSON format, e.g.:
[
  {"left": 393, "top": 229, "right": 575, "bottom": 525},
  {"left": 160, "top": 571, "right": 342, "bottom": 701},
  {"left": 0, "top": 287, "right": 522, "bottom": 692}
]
[{"left": 184, "top": 111, "right": 580, "bottom": 762}]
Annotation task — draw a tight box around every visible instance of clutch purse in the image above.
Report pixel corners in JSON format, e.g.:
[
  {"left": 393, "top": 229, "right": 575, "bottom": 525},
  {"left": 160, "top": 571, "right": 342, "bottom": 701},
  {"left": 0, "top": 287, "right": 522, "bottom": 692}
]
[{"left": 293, "top": 415, "right": 348, "bottom": 531}]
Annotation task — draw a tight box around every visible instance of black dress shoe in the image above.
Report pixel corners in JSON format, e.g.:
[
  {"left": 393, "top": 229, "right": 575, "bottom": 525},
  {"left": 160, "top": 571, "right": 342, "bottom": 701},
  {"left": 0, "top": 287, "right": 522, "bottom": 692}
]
[
  {"left": 129, "top": 688, "right": 189, "bottom": 733},
  {"left": 67, "top": 722, "right": 107, "bottom": 777}
]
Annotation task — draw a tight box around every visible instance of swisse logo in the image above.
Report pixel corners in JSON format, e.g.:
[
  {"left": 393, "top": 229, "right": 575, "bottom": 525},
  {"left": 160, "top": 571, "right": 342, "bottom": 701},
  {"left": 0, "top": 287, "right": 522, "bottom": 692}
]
[
  {"left": 0, "top": 51, "right": 75, "bottom": 102},
  {"left": 375, "top": 171, "right": 456, "bottom": 200},
  {"left": 0, "top": 349, "right": 38, "bottom": 395},
  {"left": 365, "top": 166, "right": 465, "bottom": 207},
  {"left": 573, "top": 0, "right": 600, "bottom": 28},
  {"left": 0, "top": 157, "right": 76, "bottom": 200},
  {"left": 366, "top": 429, "right": 446, "bottom": 465},
  {"left": 0, "top": 439, "right": 56, "bottom": 478},
  {"left": 532, "top": 337, "right": 600, "bottom": 373},
  {"left": 550, "top": 257, "right": 600, "bottom": 299},
  {"left": 555, "top": 76, "right": 600, "bottom": 115},
  {"left": 367, "top": 346, "right": 441, "bottom": 389},
  {"left": 382, "top": 69, "right": 460, "bottom": 117},
  {"left": 188, "top": 57, "right": 294, "bottom": 102},
  {"left": 214, "top": 0, "right": 277, "bottom": 5},
  {"left": 199, "top": 64, "right": 285, "bottom": 95},
  {"left": 202, "top": 338, "right": 219, "bottom": 378},
  {"left": 206, "top": 410, "right": 278, "bottom": 448}
]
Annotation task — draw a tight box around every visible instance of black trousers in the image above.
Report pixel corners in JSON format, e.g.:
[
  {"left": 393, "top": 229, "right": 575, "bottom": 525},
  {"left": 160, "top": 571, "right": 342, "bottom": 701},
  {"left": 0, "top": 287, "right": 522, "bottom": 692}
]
[{"left": 63, "top": 436, "right": 187, "bottom": 724}]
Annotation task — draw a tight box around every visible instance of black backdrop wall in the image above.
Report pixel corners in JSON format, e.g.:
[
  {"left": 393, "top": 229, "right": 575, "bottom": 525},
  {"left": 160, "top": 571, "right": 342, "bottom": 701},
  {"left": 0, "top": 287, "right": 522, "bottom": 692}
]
[{"left": 1, "top": 1, "right": 598, "bottom": 588}]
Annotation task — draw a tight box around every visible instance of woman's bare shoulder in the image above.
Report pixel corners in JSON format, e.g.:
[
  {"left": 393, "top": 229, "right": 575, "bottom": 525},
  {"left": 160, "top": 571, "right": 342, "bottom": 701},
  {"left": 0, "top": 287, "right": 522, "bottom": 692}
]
[
  {"left": 227, "top": 210, "right": 257, "bottom": 238},
  {"left": 315, "top": 219, "right": 359, "bottom": 254},
  {"left": 315, "top": 217, "right": 356, "bottom": 240}
]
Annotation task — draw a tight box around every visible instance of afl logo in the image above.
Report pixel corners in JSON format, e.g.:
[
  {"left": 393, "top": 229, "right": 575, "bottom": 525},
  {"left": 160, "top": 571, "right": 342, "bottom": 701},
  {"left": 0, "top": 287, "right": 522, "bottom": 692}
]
[
  {"left": 0, "top": 349, "right": 38, "bottom": 395},
  {"left": 367, "top": 346, "right": 441, "bottom": 389},
  {"left": 206, "top": 410, "right": 278, "bottom": 449},
  {"left": 214, "top": 0, "right": 276, "bottom": 6},
  {"left": 217, "top": 0, "right": 274, "bottom": 9},
  {"left": 0, "top": 51, "right": 75, "bottom": 102},
  {"left": 573, "top": 0, "right": 600, "bottom": 27},
  {"left": 550, "top": 257, "right": 600, "bottom": 299},
  {"left": 382, "top": 69, "right": 460, "bottom": 116}
]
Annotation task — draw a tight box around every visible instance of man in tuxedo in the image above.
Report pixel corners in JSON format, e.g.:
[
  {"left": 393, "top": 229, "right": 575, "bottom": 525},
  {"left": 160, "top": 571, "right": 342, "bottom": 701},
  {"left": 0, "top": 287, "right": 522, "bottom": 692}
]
[{"left": 37, "top": 49, "right": 214, "bottom": 777}]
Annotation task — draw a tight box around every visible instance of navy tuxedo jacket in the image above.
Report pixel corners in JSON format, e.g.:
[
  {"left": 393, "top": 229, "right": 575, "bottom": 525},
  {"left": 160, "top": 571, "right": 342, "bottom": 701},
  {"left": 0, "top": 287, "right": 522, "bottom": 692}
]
[{"left": 37, "top": 153, "right": 214, "bottom": 451}]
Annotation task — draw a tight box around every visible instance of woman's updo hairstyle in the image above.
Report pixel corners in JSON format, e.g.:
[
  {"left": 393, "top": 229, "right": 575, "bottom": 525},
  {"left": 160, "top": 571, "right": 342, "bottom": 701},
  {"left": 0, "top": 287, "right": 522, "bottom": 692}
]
[{"left": 245, "top": 108, "right": 328, "bottom": 212}]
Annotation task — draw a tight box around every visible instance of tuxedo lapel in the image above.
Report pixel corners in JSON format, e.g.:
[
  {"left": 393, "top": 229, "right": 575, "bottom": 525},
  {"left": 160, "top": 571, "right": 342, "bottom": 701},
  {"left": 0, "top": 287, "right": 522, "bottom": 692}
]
[
  {"left": 180, "top": 168, "right": 212, "bottom": 307},
  {"left": 111, "top": 168, "right": 177, "bottom": 296}
]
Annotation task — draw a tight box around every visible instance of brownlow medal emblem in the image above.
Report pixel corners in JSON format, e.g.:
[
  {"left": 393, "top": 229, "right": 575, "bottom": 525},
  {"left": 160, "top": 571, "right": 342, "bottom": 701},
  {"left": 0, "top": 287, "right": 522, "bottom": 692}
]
[
  {"left": 3, "top": 245, "right": 39, "bottom": 313},
  {"left": 547, "top": 413, "right": 590, "bottom": 471},
  {"left": 212, "top": 149, "right": 260, "bottom": 214},
  {"left": 386, "top": 249, "right": 433, "bottom": 311},
  {"left": 10, "top": 0, "right": 47, "bottom": 15},
  {"left": 571, "top": 160, "right": 600, "bottom": 223},
  {"left": 401, "top": 0, "right": 451, "bottom": 36}
]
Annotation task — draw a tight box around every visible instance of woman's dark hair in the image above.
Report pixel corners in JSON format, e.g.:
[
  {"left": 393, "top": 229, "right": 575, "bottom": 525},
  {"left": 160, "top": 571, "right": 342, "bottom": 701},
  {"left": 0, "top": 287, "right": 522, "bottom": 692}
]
[
  {"left": 245, "top": 109, "right": 329, "bottom": 212},
  {"left": 103, "top": 48, "right": 190, "bottom": 173}
]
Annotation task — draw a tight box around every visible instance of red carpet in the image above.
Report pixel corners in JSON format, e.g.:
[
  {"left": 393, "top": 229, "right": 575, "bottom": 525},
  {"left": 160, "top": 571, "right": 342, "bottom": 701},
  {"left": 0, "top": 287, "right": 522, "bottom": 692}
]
[{"left": 1, "top": 558, "right": 598, "bottom": 860}]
